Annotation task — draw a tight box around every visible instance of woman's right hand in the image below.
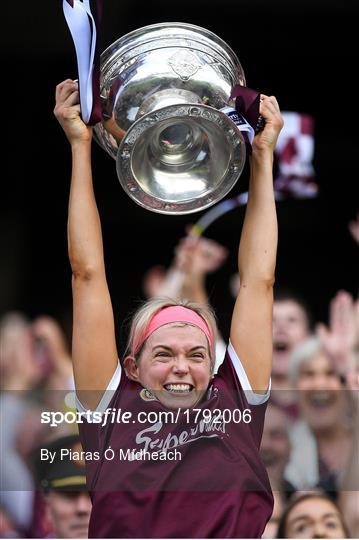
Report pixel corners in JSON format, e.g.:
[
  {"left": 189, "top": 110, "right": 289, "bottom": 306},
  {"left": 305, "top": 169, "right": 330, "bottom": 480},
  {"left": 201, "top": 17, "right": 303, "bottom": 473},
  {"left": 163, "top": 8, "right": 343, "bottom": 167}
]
[{"left": 53, "top": 79, "right": 92, "bottom": 144}]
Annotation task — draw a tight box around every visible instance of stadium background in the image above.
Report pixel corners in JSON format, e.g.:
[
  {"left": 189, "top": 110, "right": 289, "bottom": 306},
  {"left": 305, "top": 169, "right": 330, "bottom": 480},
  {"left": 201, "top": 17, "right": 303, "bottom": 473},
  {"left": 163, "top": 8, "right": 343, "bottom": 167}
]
[{"left": 2, "top": 0, "right": 358, "bottom": 350}]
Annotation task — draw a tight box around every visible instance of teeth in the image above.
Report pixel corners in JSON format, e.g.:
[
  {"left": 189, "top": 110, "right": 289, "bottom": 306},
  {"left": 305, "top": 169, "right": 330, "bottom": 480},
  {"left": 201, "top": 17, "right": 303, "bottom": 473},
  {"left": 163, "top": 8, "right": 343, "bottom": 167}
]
[
  {"left": 274, "top": 342, "right": 288, "bottom": 351},
  {"left": 309, "top": 392, "right": 333, "bottom": 406},
  {"left": 164, "top": 384, "right": 192, "bottom": 393}
]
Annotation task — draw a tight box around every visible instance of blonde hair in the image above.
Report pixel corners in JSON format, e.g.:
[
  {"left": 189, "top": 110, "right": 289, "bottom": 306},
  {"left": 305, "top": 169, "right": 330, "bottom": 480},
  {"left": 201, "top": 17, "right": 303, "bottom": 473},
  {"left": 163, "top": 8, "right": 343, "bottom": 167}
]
[{"left": 125, "top": 297, "right": 218, "bottom": 366}]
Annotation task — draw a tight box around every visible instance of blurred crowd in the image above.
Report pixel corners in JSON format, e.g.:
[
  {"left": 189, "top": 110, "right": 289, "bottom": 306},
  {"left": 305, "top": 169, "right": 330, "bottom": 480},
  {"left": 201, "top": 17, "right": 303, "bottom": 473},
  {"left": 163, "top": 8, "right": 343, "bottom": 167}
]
[{"left": 0, "top": 217, "right": 358, "bottom": 539}]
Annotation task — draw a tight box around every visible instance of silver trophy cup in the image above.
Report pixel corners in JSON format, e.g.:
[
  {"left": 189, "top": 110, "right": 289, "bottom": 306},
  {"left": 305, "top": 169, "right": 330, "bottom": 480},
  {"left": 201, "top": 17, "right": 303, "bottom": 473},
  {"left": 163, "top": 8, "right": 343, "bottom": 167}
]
[{"left": 93, "top": 22, "right": 247, "bottom": 215}]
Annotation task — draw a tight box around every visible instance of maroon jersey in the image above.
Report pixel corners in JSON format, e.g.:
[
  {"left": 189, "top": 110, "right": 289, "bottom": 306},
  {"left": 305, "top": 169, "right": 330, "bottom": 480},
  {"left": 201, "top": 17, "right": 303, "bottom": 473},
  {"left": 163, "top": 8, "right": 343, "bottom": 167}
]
[{"left": 78, "top": 344, "right": 273, "bottom": 538}]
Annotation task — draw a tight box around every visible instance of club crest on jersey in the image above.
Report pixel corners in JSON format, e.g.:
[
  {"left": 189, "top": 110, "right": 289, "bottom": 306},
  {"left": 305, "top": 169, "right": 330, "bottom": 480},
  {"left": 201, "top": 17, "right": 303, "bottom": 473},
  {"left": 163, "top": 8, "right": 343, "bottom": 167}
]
[
  {"left": 206, "top": 385, "right": 219, "bottom": 399},
  {"left": 140, "top": 388, "right": 157, "bottom": 402}
]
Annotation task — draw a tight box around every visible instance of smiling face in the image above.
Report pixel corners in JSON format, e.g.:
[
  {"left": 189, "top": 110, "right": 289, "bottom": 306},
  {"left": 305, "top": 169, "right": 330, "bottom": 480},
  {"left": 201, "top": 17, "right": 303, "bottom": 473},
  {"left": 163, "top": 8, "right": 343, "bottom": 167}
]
[
  {"left": 272, "top": 300, "right": 310, "bottom": 377},
  {"left": 285, "top": 496, "right": 346, "bottom": 538},
  {"left": 297, "top": 351, "right": 345, "bottom": 431},
  {"left": 125, "top": 323, "right": 212, "bottom": 409}
]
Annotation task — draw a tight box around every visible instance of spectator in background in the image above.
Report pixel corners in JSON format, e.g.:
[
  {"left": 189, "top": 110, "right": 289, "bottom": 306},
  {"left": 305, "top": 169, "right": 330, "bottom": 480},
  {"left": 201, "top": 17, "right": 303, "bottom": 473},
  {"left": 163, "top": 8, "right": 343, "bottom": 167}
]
[
  {"left": 31, "top": 316, "right": 74, "bottom": 395},
  {"left": 315, "top": 290, "right": 358, "bottom": 381},
  {"left": 270, "top": 289, "right": 312, "bottom": 417},
  {"left": 276, "top": 492, "right": 349, "bottom": 538},
  {"left": 285, "top": 335, "right": 354, "bottom": 492},
  {"left": 0, "top": 312, "right": 74, "bottom": 398},
  {"left": 142, "top": 233, "right": 228, "bottom": 305},
  {"left": 285, "top": 289, "right": 358, "bottom": 493},
  {"left": 32, "top": 435, "right": 91, "bottom": 538},
  {"left": 228, "top": 281, "right": 313, "bottom": 416},
  {"left": 0, "top": 312, "right": 43, "bottom": 534},
  {"left": 0, "top": 312, "right": 76, "bottom": 536},
  {"left": 271, "top": 290, "right": 358, "bottom": 537}
]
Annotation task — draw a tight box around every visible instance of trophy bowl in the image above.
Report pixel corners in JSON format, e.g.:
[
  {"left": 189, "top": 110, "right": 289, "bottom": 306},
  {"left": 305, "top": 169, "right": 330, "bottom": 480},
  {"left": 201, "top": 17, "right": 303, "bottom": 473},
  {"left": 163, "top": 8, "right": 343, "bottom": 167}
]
[{"left": 93, "top": 22, "right": 247, "bottom": 215}]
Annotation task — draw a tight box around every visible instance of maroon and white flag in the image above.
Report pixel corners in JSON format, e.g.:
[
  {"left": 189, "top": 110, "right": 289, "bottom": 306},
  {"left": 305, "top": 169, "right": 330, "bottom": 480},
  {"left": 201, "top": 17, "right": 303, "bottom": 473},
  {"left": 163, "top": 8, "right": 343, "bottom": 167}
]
[{"left": 274, "top": 111, "right": 317, "bottom": 199}]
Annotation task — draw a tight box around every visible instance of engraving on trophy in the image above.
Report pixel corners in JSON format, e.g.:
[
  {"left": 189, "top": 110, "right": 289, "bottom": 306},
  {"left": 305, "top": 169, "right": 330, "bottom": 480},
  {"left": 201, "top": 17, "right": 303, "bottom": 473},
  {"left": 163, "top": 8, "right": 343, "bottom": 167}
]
[
  {"left": 230, "top": 163, "right": 240, "bottom": 173},
  {"left": 121, "top": 147, "right": 131, "bottom": 159},
  {"left": 127, "top": 132, "right": 137, "bottom": 144},
  {"left": 201, "top": 110, "right": 218, "bottom": 122},
  {"left": 177, "top": 107, "right": 189, "bottom": 117},
  {"left": 168, "top": 50, "right": 202, "bottom": 81}
]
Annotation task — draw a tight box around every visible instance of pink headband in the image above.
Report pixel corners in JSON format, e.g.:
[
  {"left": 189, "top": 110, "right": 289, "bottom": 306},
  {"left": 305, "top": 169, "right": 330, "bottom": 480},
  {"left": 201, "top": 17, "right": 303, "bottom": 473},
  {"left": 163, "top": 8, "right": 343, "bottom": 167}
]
[{"left": 134, "top": 306, "right": 214, "bottom": 354}]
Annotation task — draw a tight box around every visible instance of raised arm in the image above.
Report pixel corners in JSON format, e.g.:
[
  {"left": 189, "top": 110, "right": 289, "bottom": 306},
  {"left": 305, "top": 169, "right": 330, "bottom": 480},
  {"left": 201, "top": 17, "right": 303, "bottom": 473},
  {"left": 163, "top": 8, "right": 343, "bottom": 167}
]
[
  {"left": 150, "top": 235, "right": 228, "bottom": 304},
  {"left": 230, "top": 95, "right": 283, "bottom": 393},
  {"left": 54, "top": 79, "right": 118, "bottom": 408}
]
